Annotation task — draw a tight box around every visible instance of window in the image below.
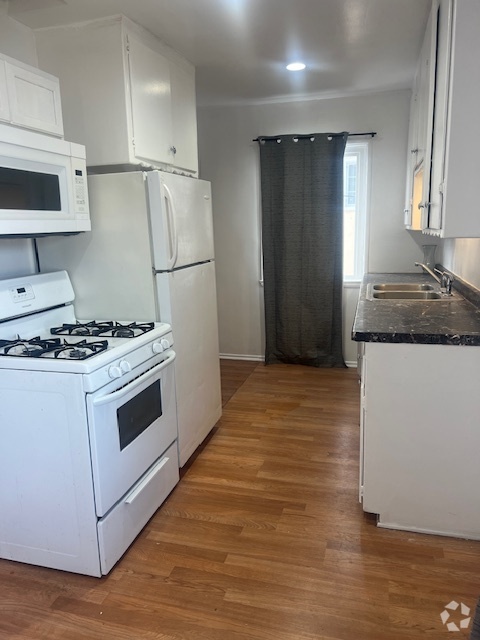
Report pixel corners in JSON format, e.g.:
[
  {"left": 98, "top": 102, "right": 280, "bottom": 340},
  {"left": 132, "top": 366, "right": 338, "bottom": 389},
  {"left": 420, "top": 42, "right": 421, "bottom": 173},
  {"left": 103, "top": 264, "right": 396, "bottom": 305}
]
[{"left": 343, "top": 142, "right": 369, "bottom": 282}]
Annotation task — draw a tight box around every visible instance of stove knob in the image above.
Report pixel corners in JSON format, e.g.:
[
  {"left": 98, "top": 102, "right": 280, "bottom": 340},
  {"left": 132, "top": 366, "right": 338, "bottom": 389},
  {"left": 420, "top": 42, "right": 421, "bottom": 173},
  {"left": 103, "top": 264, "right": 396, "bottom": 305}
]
[
  {"left": 108, "top": 365, "right": 122, "bottom": 379},
  {"left": 152, "top": 341, "right": 164, "bottom": 354},
  {"left": 160, "top": 338, "right": 170, "bottom": 350},
  {"left": 119, "top": 359, "right": 131, "bottom": 374}
]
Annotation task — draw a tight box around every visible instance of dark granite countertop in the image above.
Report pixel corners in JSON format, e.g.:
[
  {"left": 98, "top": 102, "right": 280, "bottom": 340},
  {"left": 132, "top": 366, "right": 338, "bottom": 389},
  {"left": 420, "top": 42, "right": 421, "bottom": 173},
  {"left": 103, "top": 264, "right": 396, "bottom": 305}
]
[{"left": 352, "top": 272, "right": 480, "bottom": 346}]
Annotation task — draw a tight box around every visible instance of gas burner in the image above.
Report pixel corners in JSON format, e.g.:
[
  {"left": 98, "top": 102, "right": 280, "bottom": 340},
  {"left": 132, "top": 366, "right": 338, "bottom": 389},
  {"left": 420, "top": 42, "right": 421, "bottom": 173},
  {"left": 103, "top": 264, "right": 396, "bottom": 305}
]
[
  {"left": 0, "top": 336, "right": 62, "bottom": 357},
  {"left": 0, "top": 336, "right": 108, "bottom": 360},
  {"left": 53, "top": 340, "right": 108, "bottom": 360},
  {"left": 50, "top": 321, "right": 155, "bottom": 338},
  {"left": 51, "top": 321, "right": 102, "bottom": 336}
]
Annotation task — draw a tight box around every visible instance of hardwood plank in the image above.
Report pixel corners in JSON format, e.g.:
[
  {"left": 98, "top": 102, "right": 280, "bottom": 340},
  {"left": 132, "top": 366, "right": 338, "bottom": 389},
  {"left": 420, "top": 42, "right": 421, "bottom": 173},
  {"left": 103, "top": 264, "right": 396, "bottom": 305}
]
[
  {"left": 0, "top": 362, "right": 479, "bottom": 639},
  {"left": 219, "top": 359, "right": 259, "bottom": 406}
]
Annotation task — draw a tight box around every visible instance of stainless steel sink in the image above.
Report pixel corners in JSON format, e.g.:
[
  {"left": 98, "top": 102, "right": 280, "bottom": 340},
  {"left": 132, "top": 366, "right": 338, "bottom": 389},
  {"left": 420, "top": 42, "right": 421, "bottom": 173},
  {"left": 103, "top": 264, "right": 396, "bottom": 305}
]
[
  {"left": 372, "top": 291, "right": 443, "bottom": 300},
  {"left": 373, "top": 283, "right": 434, "bottom": 292}
]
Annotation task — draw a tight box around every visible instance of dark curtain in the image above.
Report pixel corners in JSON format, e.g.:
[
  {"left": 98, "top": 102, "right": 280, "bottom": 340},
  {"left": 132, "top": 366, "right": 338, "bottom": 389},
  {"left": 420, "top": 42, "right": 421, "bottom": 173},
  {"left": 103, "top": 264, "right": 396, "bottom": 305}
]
[{"left": 259, "top": 133, "right": 348, "bottom": 367}]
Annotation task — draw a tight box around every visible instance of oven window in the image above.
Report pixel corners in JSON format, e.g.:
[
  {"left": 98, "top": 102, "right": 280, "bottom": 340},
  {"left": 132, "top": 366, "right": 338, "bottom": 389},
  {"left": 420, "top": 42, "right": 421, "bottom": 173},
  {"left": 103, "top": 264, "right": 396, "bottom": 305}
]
[
  {"left": 0, "top": 167, "right": 61, "bottom": 211},
  {"left": 117, "top": 380, "right": 162, "bottom": 450}
]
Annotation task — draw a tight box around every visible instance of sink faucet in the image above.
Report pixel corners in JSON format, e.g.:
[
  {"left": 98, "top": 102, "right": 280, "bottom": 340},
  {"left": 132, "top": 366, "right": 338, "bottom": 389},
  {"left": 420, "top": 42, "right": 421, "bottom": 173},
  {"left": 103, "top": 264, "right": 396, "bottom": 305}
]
[{"left": 414, "top": 262, "right": 454, "bottom": 295}]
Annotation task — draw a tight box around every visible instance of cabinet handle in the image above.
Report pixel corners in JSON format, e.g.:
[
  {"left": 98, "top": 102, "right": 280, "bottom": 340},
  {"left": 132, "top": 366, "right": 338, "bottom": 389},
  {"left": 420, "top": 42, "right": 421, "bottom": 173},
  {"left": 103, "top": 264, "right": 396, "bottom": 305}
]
[
  {"left": 169, "top": 146, "right": 177, "bottom": 155},
  {"left": 418, "top": 202, "right": 431, "bottom": 209},
  {"left": 410, "top": 148, "right": 419, "bottom": 154}
]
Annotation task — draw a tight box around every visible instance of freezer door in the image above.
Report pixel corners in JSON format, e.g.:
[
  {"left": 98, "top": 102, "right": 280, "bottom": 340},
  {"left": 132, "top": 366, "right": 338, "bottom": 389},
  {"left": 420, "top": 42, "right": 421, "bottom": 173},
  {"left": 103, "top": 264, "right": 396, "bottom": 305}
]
[
  {"left": 147, "top": 171, "right": 214, "bottom": 270},
  {"left": 155, "top": 261, "right": 222, "bottom": 465}
]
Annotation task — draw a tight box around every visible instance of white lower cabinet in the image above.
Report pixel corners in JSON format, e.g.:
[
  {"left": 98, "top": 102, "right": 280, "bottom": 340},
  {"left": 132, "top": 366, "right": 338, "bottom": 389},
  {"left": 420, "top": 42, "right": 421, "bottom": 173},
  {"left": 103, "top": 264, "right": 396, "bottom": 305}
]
[
  {"left": 361, "top": 342, "right": 480, "bottom": 539},
  {"left": 98, "top": 442, "right": 179, "bottom": 575}
]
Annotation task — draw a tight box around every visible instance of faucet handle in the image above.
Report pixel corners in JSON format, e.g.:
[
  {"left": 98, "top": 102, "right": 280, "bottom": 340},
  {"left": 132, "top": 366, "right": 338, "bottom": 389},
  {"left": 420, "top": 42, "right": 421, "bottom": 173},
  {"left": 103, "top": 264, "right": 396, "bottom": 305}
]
[{"left": 435, "top": 269, "right": 454, "bottom": 294}]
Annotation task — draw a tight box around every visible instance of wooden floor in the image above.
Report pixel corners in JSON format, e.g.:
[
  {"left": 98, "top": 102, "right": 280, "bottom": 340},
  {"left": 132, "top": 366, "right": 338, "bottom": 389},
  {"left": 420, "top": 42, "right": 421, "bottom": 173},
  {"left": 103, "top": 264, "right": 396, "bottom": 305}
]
[{"left": 1, "top": 362, "right": 479, "bottom": 639}]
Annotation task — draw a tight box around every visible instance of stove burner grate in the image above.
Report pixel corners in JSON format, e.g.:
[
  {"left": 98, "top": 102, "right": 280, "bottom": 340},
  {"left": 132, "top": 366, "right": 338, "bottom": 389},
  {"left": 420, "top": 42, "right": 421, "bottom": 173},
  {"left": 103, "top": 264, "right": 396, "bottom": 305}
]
[
  {"left": 0, "top": 336, "right": 108, "bottom": 360},
  {"left": 51, "top": 321, "right": 155, "bottom": 338}
]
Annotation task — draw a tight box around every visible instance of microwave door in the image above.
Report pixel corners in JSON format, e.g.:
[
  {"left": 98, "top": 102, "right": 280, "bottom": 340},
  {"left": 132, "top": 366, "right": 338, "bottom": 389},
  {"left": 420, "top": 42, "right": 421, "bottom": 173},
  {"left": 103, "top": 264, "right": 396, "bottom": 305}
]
[{"left": 0, "top": 165, "right": 62, "bottom": 213}]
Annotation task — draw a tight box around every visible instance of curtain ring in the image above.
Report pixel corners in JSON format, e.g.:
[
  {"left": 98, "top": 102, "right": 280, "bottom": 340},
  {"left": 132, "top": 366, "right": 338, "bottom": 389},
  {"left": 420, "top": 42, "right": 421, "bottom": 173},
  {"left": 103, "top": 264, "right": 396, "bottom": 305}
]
[
  {"left": 327, "top": 135, "right": 333, "bottom": 141},
  {"left": 310, "top": 136, "right": 315, "bottom": 142},
  {"left": 276, "top": 138, "right": 281, "bottom": 143},
  {"left": 293, "top": 137, "right": 299, "bottom": 142}
]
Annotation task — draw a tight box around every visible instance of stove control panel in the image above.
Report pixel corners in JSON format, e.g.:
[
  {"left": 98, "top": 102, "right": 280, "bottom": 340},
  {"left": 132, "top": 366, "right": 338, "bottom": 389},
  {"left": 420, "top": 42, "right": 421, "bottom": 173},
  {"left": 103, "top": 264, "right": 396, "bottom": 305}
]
[{"left": 9, "top": 284, "right": 35, "bottom": 303}]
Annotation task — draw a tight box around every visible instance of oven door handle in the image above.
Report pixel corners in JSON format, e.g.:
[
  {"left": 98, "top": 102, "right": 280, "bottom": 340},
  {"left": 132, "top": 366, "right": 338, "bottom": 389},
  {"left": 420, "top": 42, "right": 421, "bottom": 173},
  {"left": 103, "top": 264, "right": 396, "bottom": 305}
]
[
  {"left": 124, "top": 455, "right": 170, "bottom": 505},
  {"left": 92, "top": 351, "right": 176, "bottom": 407}
]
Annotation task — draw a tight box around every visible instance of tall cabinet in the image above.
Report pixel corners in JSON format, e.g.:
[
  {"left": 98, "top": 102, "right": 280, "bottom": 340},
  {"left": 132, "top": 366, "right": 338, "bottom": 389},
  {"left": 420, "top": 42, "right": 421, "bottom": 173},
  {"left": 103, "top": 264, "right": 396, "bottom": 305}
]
[
  {"left": 404, "top": 0, "right": 480, "bottom": 237},
  {"left": 34, "top": 16, "right": 198, "bottom": 175}
]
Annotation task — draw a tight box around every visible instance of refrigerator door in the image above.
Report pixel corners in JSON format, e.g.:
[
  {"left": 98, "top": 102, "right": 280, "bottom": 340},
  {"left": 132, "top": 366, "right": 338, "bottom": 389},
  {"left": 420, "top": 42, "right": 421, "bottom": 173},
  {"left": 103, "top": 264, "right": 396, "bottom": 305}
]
[
  {"left": 155, "top": 261, "right": 222, "bottom": 466},
  {"left": 147, "top": 171, "right": 214, "bottom": 271}
]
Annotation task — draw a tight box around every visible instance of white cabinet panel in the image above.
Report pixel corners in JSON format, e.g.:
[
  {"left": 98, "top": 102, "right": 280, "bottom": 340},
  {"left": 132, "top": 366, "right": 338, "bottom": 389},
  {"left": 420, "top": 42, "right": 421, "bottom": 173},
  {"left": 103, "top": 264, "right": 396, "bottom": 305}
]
[
  {"left": 404, "top": 7, "right": 435, "bottom": 230},
  {"left": 361, "top": 342, "right": 480, "bottom": 538},
  {"left": 35, "top": 16, "right": 198, "bottom": 174},
  {"left": 127, "top": 32, "right": 172, "bottom": 166},
  {"left": 170, "top": 61, "right": 198, "bottom": 174},
  {"left": 406, "top": 0, "right": 480, "bottom": 237},
  {"left": 5, "top": 61, "right": 63, "bottom": 136},
  {"left": 0, "top": 60, "right": 10, "bottom": 123}
]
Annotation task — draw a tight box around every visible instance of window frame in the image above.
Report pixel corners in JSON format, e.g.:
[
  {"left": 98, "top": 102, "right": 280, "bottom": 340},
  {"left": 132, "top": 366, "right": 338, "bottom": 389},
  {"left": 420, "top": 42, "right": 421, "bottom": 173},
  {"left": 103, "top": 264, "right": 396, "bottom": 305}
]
[{"left": 343, "top": 141, "right": 370, "bottom": 283}]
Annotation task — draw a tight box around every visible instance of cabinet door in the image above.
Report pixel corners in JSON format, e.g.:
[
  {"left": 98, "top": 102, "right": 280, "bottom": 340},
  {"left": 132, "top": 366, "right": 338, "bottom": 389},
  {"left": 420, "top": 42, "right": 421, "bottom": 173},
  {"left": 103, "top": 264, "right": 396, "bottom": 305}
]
[
  {"left": 0, "top": 60, "right": 10, "bottom": 123},
  {"left": 126, "top": 32, "right": 173, "bottom": 166},
  {"left": 170, "top": 62, "right": 198, "bottom": 174},
  {"left": 425, "top": 0, "right": 453, "bottom": 234},
  {"left": 5, "top": 61, "right": 63, "bottom": 136},
  {"left": 404, "top": 7, "right": 435, "bottom": 230}
]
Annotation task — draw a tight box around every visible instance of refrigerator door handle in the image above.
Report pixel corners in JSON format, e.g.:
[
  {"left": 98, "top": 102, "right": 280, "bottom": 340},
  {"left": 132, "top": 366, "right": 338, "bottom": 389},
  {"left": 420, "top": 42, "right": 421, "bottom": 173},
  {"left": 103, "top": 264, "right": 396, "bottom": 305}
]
[{"left": 163, "top": 182, "right": 178, "bottom": 269}]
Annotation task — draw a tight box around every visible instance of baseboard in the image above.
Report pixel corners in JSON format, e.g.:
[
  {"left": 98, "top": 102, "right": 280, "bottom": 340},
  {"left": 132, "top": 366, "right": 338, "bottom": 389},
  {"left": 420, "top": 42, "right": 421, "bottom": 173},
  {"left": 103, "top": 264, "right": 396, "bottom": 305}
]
[
  {"left": 378, "top": 522, "right": 480, "bottom": 541},
  {"left": 221, "top": 355, "right": 357, "bottom": 367},
  {"left": 220, "top": 353, "right": 264, "bottom": 362}
]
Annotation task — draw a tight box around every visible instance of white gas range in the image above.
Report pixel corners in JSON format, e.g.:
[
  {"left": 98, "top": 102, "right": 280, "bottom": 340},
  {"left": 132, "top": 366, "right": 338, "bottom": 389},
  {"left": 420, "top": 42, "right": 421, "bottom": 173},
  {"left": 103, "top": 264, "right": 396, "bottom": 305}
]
[{"left": 0, "top": 270, "right": 179, "bottom": 576}]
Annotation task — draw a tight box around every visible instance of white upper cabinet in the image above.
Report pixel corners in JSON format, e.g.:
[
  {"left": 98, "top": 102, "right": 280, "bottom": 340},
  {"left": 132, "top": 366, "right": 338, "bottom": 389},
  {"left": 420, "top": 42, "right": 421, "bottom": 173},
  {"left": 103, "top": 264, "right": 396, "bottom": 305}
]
[
  {"left": 0, "top": 60, "right": 11, "bottom": 123},
  {"left": 35, "top": 16, "right": 199, "bottom": 175},
  {"left": 126, "top": 32, "right": 173, "bottom": 167},
  {"left": 405, "top": 0, "right": 480, "bottom": 237},
  {"left": 404, "top": 9, "right": 435, "bottom": 230},
  {"left": 0, "top": 53, "right": 63, "bottom": 137}
]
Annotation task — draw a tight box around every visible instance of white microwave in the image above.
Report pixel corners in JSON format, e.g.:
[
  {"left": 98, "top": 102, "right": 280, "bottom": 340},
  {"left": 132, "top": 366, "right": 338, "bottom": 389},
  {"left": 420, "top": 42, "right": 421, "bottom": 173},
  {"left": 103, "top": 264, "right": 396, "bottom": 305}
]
[{"left": 0, "top": 123, "right": 90, "bottom": 236}]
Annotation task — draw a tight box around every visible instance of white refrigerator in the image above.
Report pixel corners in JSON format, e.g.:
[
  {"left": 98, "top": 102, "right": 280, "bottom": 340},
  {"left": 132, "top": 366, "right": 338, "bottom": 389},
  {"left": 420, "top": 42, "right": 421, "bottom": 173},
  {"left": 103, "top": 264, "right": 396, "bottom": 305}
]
[{"left": 37, "top": 170, "right": 222, "bottom": 466}]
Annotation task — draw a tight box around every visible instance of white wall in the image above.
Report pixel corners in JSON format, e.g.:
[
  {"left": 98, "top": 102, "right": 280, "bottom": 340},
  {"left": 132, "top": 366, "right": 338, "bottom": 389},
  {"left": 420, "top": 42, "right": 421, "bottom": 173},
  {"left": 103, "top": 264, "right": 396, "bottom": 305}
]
[
  {"left": 0, "top": 10, "right": 38, "bottom": 280},
  {"left": 198, "top": 89, "right": 424, "bottom": 364},
  {"left": 442, "top": 238, "right": 480, "bottom": 290}
]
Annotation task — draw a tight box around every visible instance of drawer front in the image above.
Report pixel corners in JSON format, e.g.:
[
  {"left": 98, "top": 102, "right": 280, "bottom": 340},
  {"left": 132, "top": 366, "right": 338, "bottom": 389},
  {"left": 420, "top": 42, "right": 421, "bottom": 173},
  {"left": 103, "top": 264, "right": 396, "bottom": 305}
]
[{"left": 97, "top": 442, "right": 179, "bottom": 575}]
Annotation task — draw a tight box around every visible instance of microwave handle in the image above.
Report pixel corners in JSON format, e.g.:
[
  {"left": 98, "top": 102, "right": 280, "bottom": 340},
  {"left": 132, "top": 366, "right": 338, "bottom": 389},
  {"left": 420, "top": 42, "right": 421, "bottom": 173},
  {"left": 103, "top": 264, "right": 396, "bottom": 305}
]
[
  {"left": 92, "top": 351, "right": 176, "bottom": 407},
  {"left": 163, "top": 183, "right": 178, "bottom": 270}
]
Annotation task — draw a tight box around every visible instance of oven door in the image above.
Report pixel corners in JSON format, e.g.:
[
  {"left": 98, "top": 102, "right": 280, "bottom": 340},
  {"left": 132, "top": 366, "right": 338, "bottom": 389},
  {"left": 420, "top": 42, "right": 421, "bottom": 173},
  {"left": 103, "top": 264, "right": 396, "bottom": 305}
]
[{"left": 86, "top": 350, "right": 177, "bottom": 517}]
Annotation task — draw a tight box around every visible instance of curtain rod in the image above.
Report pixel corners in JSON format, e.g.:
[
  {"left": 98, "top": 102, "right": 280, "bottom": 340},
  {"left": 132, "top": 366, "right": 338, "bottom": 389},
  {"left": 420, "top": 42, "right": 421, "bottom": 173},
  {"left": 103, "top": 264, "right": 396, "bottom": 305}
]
[{"left": 252, "top": 132, "right": 376, "bottom": 142}]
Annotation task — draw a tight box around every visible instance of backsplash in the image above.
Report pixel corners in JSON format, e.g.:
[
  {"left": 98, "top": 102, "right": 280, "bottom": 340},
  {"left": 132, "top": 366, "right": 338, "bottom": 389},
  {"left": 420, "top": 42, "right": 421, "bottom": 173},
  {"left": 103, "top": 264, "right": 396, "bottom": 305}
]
[{"left": 443, "top": 238, "right": 480, "bottom": 292}]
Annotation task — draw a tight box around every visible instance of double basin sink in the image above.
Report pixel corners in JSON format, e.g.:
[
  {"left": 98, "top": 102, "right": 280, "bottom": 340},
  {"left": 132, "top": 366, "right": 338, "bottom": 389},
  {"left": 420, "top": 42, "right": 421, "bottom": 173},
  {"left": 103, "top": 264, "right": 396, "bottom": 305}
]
[{"left": 367, "top": 283, "right": 446, "bottom": 301}]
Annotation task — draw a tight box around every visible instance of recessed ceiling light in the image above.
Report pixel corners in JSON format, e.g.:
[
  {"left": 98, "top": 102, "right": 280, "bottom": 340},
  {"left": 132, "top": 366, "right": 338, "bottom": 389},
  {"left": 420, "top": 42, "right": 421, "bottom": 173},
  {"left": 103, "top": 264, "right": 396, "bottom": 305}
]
[{"left": 286, "top": 62, "right": 306, "bottom": 71}]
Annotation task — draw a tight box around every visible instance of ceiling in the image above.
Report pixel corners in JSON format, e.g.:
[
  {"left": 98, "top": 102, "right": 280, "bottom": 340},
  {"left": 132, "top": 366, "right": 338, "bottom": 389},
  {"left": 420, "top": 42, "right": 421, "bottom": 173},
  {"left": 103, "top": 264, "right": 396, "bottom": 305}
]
[{"left": 7, "top": 0, "right": 431, "bottom": 107}]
